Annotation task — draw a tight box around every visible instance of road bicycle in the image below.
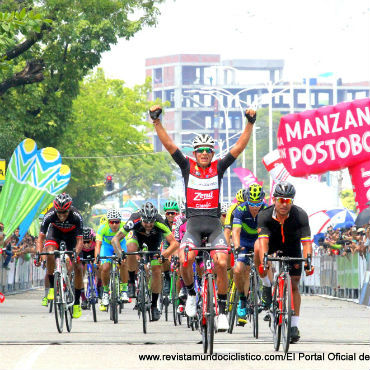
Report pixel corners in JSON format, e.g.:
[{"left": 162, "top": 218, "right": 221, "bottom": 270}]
[
  {"left": 38, "top": 241, "right": 75, "bottom": 333},
  {"left": 98, "top": 255, "right": 122, "bottom": 324},
  {"left": 183, "top": 242, "right": 229, "bottom": 355},
  {"left": 263, "top": 252, "right": 311, "bottom": 353},
  {"left": 80, "top": 257, "right": 98, "bottom": 322},
  {"left": 124, "top": 250, "right": 160, "bottom": 334}
]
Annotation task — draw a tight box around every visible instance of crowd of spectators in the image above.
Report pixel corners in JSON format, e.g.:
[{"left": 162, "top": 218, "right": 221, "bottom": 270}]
[
  {"left": 1, "top": 225, "right": 37, "bottom": 270},
  {"left": 315, "top": 224, "right": 370, "bottom": 257}
]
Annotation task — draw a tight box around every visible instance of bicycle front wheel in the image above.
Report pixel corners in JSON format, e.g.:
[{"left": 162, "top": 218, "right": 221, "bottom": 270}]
[
  {"left": 171, "top": 271, "right": 177, "bottom": 326},
  {"left": 281, "top": 274, "right": 292, "bottom": 353},
  {"left": 228, "top": 290, "right": 239, "bottom": 334},
  {"left": 207, "top": 275, "right": 215, "bottom": 355},
  {"left": 272, "top": 280, "right": 281, "bottom": 351},
  {"left": 89, "top": 274, "right": 97, "bottom": 322},
  {"left": 251, "top": 272, "right": 259, "bottom": 338},
  {"left": 54, "top": 272, "right": 64, "bottom": 333},
  {"left": 139, "top": 273, "right": 147, "bottom": 334}
]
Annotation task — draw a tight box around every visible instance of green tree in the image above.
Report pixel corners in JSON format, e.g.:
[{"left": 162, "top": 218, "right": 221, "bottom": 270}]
[
  {"left": 0, "top": 0, "right": 165, "bottom": 159},
  {"left": 60, "top": 69, "right": 174, "bottom": 212}
]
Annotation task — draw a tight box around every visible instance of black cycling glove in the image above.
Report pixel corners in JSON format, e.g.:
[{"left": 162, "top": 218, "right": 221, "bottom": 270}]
[
  {"left": 245, "top": 110, "right": 256, "bottom": 124},
  {"left": 149, "top": 107, "right": 162, "bottom": 120}
]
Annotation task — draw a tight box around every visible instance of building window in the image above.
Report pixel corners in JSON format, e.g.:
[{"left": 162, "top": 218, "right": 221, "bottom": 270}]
[
  {"left": 154, "top": 90, "right": 162, "bottom": 101},
  {"left": 318, "top": 92, "right": 329, "bottom": 106},
  {"left": 165, "top": 89, "right": 175, "bottom": 107},
  {"left": 154, "top": 68, "right": 162, "bottom": 84}
]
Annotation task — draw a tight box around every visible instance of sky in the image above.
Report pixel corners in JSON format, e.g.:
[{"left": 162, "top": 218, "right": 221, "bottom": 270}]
[{"left": 99, "top": 0, "right": 370, "bottom": 87}]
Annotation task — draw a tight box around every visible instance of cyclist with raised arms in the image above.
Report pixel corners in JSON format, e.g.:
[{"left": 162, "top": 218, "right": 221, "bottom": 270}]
[
  {"left": 95, "top": 209, "right": 128, "bottom": 311},
  {"left": 255, "top": 182, "right": 314, "bottom": 343},
  {"left": 149, "top": 105, "right": 255, "bottom": 331},
  {"left": 111, "top": 202, "right": 179, "bottom": 321},
  {"left": 36, "top": 193, "right": 84, "bottom": 319},
  {"left": 232, "top": 183, "right": 266, "bottom": 325}
]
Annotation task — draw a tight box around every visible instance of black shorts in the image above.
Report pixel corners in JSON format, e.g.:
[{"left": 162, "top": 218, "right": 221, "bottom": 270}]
[
  {"left": 80, "top": 250, "right": 95, "bottom": 265},
  {"left": 126, "top": 230, "right": 162, "bottom": 252},
  {"left": 268, "top": 244, "right": 302, "bottom": 277},
  {"left": 45, "top": 225, "right": 78, "bottom": 252},
  {"left": 180, "top": 216, "right": 228, "bottom": 256}
]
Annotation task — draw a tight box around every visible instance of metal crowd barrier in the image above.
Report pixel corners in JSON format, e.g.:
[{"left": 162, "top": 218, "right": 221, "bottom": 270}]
[
  {"left": 300, "top": 253, "right": 370, "bottom": 306},
  {"left": 0, "top": 256, "right": 44, "bottom": 294}
]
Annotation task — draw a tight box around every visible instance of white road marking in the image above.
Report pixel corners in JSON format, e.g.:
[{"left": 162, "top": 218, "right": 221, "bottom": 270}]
[{"left": 14, "top": 345, "right": 48, "bottom": 370}]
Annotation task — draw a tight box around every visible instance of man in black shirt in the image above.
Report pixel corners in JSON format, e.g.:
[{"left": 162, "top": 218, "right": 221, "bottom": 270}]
[
  {"left": 255, "top": 182, "right": 314, "bottom": 343},
  {"left": 36, "top": 193, "right": 84, "bottom": 319},
  {"left": 112, "top": 202, "right": 178, "bottom": 321},
  {"left": 149, "top": 105, "right": 256, "bottom": 332}
]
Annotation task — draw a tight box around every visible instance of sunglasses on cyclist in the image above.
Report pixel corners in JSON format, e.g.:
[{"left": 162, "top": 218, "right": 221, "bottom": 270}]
[
  {"left": 56, "top": 210, "right": 69, "bottom": 215},
  {"left": 165, "top": 211, "right": 177, "bottom": 216},
  {"left": 195, "top": 147, "right": 214, "bottom": 154},
  {"left": 276, "top": 197, "right": 294, "bottom": 205},
  {"left": 83, "top": 240, "right": 91, "bottom": 244},
  {"left": 247, "top": 201, "right": 264, "bottom": 208},
  {"left": 109, "top": 220, "right": 120, "bottom": 225},
  {"left": 142, "top": 218, "right": 155, "bottom": 224}
]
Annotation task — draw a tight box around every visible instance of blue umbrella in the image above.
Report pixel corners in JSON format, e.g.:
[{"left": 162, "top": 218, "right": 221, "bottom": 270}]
[{"left": 325, "top": 208, "right": 356, "bottom": 229}]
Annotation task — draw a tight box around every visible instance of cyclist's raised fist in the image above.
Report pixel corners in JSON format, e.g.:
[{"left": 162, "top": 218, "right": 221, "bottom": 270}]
[
  {"left": 245, "top": 108, "right": 256, "bottom": 124},
  {"left": 149, "top": 105, "right": 162, "bottom": 121}
]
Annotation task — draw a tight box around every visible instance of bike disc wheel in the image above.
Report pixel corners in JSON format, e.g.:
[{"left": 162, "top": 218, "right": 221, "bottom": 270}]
[
  {"left": 272, "top": 281, "right": 281, "bottom": 351},
  {"left": 228, "top": 291, "right": 239, "bottom": 334},
  {"left": 54, "top": 273, "right": 64, "bottom": 333},
  {"left": 207, "top": 275, "right": 215, "bottom": 355},
  {"left": 281, "top": 274, "right": 292, "bottom": 353}
]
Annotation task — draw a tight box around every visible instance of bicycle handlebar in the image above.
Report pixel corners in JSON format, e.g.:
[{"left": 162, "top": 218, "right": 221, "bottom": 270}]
[
  {"left": 183, "top": 244, "right": 230, "bottom": 267},
  {"left": 263, "top": 252, "right": 312, "bottom": 270}
]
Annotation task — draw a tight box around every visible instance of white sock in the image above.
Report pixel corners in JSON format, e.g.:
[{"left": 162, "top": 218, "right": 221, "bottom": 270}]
[
  {"left": 291, "top": 315, "right": 299, "bottom": 327},
  {"left": 261, "top": 276, "right": 271, "bottom": 287}
]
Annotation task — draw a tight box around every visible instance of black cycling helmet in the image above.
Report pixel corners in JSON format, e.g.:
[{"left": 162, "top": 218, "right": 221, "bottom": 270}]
[
  {"left": 140, "top": 202, "right": 158, "bottom": 222},
  {"left": 53, "top": 193, "right": 72, "bottom": 211},
  {"left": 83, "top": 227, "right": 93, "bottom": 241},
  {"left": 273, "top": 182, "right": 296, "bottom": 199}
]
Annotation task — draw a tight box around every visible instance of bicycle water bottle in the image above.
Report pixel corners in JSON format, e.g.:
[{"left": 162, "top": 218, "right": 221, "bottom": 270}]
[{"left": 0, "top": 292, "right": 5, "bottom": 303}]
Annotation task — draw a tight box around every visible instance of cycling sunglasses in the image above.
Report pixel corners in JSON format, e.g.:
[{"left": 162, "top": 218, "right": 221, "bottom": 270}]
[
  {"left": 276, "top": 197, "right": 294, "bottom": 205},
  {"left": 247, "top": 200, "right": 264, "bottom": 207},
  {"left": 142, "top": 218, "right": 155, "bottom": 224},
  {"left": 83, "top": 240, "right": 91, "bottom": 244},
  {"left": 195, "top": 147, "right": 214, "bottom": 154},
  {"left": 56, "top": 210, "right": 69, "bottom": 214},
  {"left": 109, "top": 220, "right": 120, "bottom": 225},
  {"left": 165, "top": 211, "right": 177, "bottom": 216}
]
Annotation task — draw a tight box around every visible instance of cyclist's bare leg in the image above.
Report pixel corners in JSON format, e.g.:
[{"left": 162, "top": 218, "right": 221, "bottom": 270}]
[
  {"left": 101, "top": 262, "right": 111, "bottom": 287},
  {"left": 291, "top": 276, "right": 301, "bottom": 315},
  {"left": 179, "top": 250, "right": 196, "bottom": 285},
  {"left": 126, "top": 242, "right": 138, "bottom": 274},
  {"left": 161, "top": 259, "right": 170, "bottom": 273},
  {"left": 233, "top": 261, "right": 246, "bottom": 293},
  {"left": 119, "top": 260, "right": 128, "bottom": 284},
  {"left": 212, "top": 252, "right": 228, "bottom": 294},
  {"left": 73, "top": 260, "right": 84, "bottom": 290},
  {"left": 151, "top": 265, "right": 162, "bottom": 294},
  {"left": 46, "top": 244, "right": 56, "bottom": 276}
]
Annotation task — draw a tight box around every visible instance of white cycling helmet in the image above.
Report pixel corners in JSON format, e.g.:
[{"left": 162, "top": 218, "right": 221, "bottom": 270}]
[
  {"left": 192, "top": 134, "right": 215, "bottom": 149},
  {"left": 107, "top": 209, "right": 122, "bottom": 220}
]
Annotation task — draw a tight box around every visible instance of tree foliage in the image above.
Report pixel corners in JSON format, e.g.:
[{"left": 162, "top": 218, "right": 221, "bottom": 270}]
[
  {"left": 0, "top": 0, "right": 165, "bottom": 159},
  {"left": 60, "top": 69, "right": 174, "bottom": 212}
]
